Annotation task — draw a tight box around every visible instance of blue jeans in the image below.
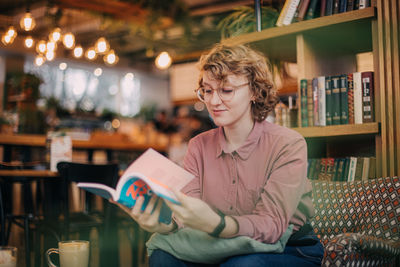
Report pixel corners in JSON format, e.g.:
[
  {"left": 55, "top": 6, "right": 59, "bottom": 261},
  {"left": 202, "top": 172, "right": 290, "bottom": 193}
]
[{"left": 149, "top": 234, "right": 324, "bottom": 267}]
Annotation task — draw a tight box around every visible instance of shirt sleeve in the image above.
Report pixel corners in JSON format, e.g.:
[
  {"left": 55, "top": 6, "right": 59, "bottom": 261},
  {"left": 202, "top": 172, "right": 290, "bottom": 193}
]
[{"left": 231, "top": 136, "right": 309, "bottom": 243}]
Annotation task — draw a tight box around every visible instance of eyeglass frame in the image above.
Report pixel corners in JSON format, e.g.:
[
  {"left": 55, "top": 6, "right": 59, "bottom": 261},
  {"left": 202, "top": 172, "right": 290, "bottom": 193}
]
[{"left": 194, "top": 82, "right": 250, "bottom": 102}]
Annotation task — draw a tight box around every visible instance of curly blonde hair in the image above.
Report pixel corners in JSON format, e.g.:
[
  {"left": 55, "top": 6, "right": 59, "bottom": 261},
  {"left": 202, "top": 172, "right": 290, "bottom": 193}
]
[{"left": 197, "top": 43, "right": 279, "bottom": 122}]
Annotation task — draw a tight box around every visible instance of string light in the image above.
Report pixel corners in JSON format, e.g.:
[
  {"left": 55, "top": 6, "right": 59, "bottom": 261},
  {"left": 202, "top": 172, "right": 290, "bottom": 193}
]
[
  {"left": 20, "top": 12, "right": 36, "bottom": 31},
  {"left": 73, "top": 46, "right": 83, "bottom": 58},
  {"left": 45, "top": 50, "right": 55, "bottom": 61},
  {"left": 34, "top": 54, "right": 45, "bottom": 66},
  {"left": 104, "top": 50, "right": 118, "bottom": 65},
  {"left": 49, "top": 28, "right": 62, "bottom": 42},
  {"left": 36, "top": 40, "right": 47, "bottom": 54},
  {"left": 2, "top": 26, "right": 17, "bottom": 45},
  {"left": 85, "top": 47, "right": 97, "bottom": 60},
  {"left": 155, "top": 51, "right": 172, "bottom": 70},
  {"left": 95, "top": 37, "right": 109, "bottom": 54},
  {"left": 62, "top": 32, "right": 75, "bottom": 49},
  {"left": 24, "top": 36, "right": 34, "bottom": 48}
]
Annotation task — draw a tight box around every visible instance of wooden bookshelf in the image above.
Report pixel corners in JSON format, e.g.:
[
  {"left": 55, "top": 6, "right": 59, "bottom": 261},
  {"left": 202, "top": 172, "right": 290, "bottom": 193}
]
[
  {"left": 221, "top": 2, "right": 400, "bottom": 176},
  {"left": 293, "top": 123, "right": 379, "bottom": 138}
]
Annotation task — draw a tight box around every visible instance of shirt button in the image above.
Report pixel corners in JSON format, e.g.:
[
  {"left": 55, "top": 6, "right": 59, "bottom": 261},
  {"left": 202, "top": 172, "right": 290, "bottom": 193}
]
[
  {"left": 229, "top": 206, "right": 233, "bottom": 210},
  {"left": 232, "top": 180, "right": 236, "bottom": 184}
]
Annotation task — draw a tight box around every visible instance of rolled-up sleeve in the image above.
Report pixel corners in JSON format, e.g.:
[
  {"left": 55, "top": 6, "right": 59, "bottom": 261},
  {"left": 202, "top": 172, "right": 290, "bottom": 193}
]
[{"left": 231, "top": 137, "right": 309, "bottom": 243}]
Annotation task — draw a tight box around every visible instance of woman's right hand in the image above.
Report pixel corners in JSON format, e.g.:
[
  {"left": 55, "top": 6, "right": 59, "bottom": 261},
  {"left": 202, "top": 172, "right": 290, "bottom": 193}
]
[{"left": 111, "top": 194, "right": 175, "bottom": 234}]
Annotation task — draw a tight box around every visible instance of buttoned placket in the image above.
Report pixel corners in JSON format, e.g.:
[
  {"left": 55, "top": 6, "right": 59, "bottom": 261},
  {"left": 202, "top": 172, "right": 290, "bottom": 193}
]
[{"left": 227, "top": 152, "right": 238, "bottom": 212}]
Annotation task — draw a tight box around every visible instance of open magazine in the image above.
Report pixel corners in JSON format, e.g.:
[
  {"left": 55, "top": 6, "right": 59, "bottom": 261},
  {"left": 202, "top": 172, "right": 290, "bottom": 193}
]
[{"left": 77, "top": 148, "right": 194, "bottom": 224}]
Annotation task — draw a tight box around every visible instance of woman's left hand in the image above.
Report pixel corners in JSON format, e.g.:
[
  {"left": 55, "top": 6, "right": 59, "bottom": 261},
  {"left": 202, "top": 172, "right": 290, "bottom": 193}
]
[{"left": 165, "top": 188, "right": 221, "bottom": 233}]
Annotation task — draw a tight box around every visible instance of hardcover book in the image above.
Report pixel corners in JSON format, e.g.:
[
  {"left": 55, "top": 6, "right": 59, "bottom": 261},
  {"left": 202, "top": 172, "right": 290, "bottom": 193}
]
[
  {"left": 312, "top": 77, "right": 319, "bottom": 126},
  {"left": 325, "top": 0, "right": 334, "bottom": 15},
  {"left": 306, "top": 78, "right": 314, "bottom": 127},
  {"left": 300, "top": 79, "right": 308, "bottom": 127},
  {"left": 331, "top": 76, "right": 341, "bottom": 125},
  {"left": 361, "top": 71, "right": 374, "bottom": 123},
  {"left": 347, "top": 73, "right": 354, "bottom": 124},
  {"left": 339, "top": 74, "right": 349, "bottom": 124},
  {"left": 325, "top": 76, "right": 332, "bottom": 125},
  {"left": 77, "top": 148, "right": 195, "bottom": 224},
  {"left": 305, "top": 0, "right": 319, "bottom": 20},
  {"left": 317, "top": 76, "right": 326, "bottom": 126},
  {"left": 353, "top": 72, "right": 363, "bottom": 124}
]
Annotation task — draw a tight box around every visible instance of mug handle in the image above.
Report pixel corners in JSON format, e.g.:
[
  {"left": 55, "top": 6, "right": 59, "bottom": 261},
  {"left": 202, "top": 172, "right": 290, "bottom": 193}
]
[{"left": 46, "top": 248, "right": 59, "bottom": 267}]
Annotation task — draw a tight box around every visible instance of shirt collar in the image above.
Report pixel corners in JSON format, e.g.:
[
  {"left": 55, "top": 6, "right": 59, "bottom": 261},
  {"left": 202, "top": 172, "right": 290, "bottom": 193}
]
[{"left": 216, "top": 121, "right": 263, "bottom": 160}]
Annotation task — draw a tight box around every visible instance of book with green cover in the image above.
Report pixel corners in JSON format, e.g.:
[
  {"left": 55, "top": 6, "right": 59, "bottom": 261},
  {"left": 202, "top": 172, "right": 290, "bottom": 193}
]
[
  {"left": 331, "top": 76, "right": 341, "bottom": 125},
  {"left": 325, "top": 76, "right": 332, "bottom": 125},
  {"left": 300, "top": 79, "right": 308, "bottom": 127},
  {"left": 339, "top": 74, "right": 349, "bottom": 124}
]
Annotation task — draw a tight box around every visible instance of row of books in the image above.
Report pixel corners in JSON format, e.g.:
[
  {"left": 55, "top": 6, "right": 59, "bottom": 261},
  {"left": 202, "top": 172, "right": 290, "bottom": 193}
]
[
  {"left": 308, "top": 157, "right": 376, "bottom": 181},
  {"left": 300, "top": 71, "right": 374, "bottom": 127},
  {"left": 274, "top": 97, "right": 298, "bottom": 128},
  {"left": 276, "top": 0, "right": 371, "bottom": 27}
]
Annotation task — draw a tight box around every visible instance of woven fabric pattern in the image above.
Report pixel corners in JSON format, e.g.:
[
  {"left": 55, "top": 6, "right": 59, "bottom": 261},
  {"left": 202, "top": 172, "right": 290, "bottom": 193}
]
[{"left": 310, "top": 177, "right": 400, "bottom": 266}]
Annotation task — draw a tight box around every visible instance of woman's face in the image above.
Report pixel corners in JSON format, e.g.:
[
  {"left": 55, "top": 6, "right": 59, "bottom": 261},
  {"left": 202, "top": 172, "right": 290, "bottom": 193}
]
[{"left": 201, "top": 71, "right": 253, "bottom": 129}]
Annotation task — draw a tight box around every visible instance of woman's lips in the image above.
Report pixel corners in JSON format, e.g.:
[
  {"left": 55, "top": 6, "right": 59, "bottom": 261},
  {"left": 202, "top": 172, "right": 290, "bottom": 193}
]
[{"left": 212, "top": 109, "right": 225, "bottom": 116}]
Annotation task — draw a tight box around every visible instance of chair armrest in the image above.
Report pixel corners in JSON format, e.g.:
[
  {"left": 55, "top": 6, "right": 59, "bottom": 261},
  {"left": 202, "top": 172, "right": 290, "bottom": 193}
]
[{"left": 323, "top": 233, "right": 400, "bottom": 266}]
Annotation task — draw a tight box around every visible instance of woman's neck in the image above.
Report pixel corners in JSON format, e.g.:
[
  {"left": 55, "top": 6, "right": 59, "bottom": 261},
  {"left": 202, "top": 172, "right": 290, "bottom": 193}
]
[{"left": 223, "top": 119, "right": 255, "bottom": 153}]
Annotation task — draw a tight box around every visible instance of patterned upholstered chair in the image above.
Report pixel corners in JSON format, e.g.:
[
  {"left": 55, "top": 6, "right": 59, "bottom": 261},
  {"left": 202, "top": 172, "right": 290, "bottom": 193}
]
[{"left": 311, "top": 176, "right": 400, "bottom": 266}]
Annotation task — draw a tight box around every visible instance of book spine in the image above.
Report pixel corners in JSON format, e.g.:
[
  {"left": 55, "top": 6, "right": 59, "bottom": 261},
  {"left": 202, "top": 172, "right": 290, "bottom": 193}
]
[
  {"left": 354, "top": 0, "right": 360, "bottom": 9},
  {"left": 353, "top": 72, "right": 363, "bottom": 124},
  {"left": 341, "top": 157, "right": 350, "bottom": 181},
  {"left": 331, "top": 76, "right": 341, "bottom": 125},
  {"left": 368, "top": 157, "right": 376, "bottom": 179},
  {"left": 340, "top": 74, "right": 349, "bottom": 124},
  {"left": 332, "top": 158, "right": 340, "bottom": 181},
  {"left": 305, "top": 0, "right": 319, "bottom": 20},
  {"left": 333, "top": 0, "right": 340, "bottom": 14},
  {"left": 347, "top": 0, "right": 355, "bottom": 11},
  {"left": 358, "top": 0, "right": 369, "bottom": 9},
  {"left": 292, "top": 0, "right": 304, "bottom": 22},
  {"left": 361, "top": 71, "right": 374, "bottom": 123},
  {"left": 283, "top": 0, "right": 302, "bottom": 25},
  {"left": 347, "top": 157, "right": 357, "bottom": 182},
  {"left": 318, "top": 158, "right": 328, "bottom": 180},
  {"left": 326, "top": 0, "right": 334, "bottom": 15},
  {"left": 361, "top": 157, "right": 370, "bottom": 180},
  {"left": 339, "top": 0, "right": 348, "bottom": 12},
  {"left": 354, "top": 157, "right": 364, "bottom": 180},
  {"left": 347, "top": 73, "right": 354, "bottom": 124},
  {"left": 297, "top": 0, "right": 311, "bottom": 21},
  {"left": 325, "top": 76, "right": 332, "bottom": 126},
  {"left": 312, "top": 77, "right": 319, "bottom": 126},
  {"left": 276, "top": 0, "right": 291, "bottom": 26},
  {"left": 326, "top": 158, "right": 335, "bottom": 181},
  {"left": 320, "top": 0, "right": 327, "bottom": 16},
  {"left": 300, "top": 79, "right": 309, "bottom": 127},
  {"left": 307, "top": 79, "right": 314, "bottom": 126},
  {"left": 317, "top": 76, "right": 326, "bottom": 126}
]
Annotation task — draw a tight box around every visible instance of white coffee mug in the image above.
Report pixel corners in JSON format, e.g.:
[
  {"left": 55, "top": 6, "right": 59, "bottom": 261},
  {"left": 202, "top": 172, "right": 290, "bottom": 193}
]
[{"left": 46, "top": 240, "right": 89, "bottom": 267}]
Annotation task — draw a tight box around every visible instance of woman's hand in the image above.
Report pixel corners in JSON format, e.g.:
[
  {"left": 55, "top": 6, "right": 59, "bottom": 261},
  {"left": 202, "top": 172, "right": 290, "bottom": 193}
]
[
  {"left": 165, "top": 189, "right": 221, "bottom": 234},
  {"left": 111, "top": 194, "right": 175, "bottom": 234}
]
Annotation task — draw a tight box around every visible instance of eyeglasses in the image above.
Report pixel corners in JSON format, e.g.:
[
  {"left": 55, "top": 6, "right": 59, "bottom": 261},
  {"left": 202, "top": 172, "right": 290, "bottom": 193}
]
[{"left": 195, "top": 82, "right": 249, "bottom": 102}]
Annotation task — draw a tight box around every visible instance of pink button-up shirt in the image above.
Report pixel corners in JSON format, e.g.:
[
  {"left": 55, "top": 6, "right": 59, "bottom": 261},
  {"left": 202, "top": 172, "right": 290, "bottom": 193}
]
[{"left": 182, "top": 120, "right": 314, "bottom": 244}]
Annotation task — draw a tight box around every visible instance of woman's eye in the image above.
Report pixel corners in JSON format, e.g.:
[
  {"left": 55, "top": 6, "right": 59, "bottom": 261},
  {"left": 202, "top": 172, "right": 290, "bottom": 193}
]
[
  {"left": 203, "top": 88, "right": 213, "bottom": 94},
  {"left": 221, "top": 88, "right": 233, "bottom": 94}
]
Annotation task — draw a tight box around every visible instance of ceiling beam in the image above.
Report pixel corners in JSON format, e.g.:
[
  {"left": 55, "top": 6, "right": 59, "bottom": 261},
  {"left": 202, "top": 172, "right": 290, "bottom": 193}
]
[{"left": 55, "top": 0, "right": 148, "bottom": 24}]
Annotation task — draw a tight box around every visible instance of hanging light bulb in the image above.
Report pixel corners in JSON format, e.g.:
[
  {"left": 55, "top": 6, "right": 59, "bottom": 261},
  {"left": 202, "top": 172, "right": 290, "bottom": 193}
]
[
  {"left": 34, "top": 54, "right": 45, "bottom": 66},
  {"left": 104, "top": 50, "right": 118, "bottom": 65},
  {"left": 24, "top": 36, "right": 34, "bottom": 48},
  {"left": 1, "top": 35, "right": 12, "bottom": 45},
  {"left": 45, "top": 50, "right": 55, "bottom": 61},
  {"left": 20, "top": 12, "right": 36, "bottom": 31},
  {"left": 155, "top": 51, "right": 172, "bottom": 70},
  {"left": 2, "top": 26, "right": 17, "bottom": 45},
  {"left": 49, "top": 28, "right": 62, "bottom": 42},
  {"left": 62, "top": 32, "right": 75, "bottom": 49},
  {"left": 95, "top": 37, "right": 110, "bottom": 54},
  {"left": 36, "top": 40, "right": 47, "bottom": 54},
  {"left": 85, "top": 47, "right": 97, "bottom": 60},
  {"left": 73, "top": 45, "right": 83, "bottom": 58},
  {"left": 5, "top": 26, "right": 17, "bottom": 39},
  {"left": 46, "top": 41, "right": 57, "bottom": 52}
]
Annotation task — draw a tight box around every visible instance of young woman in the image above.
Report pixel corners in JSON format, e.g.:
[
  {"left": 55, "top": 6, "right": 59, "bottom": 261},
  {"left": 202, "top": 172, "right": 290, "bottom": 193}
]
[{"left": 117, "top": 43, "right": 324, "bottom": 266}]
